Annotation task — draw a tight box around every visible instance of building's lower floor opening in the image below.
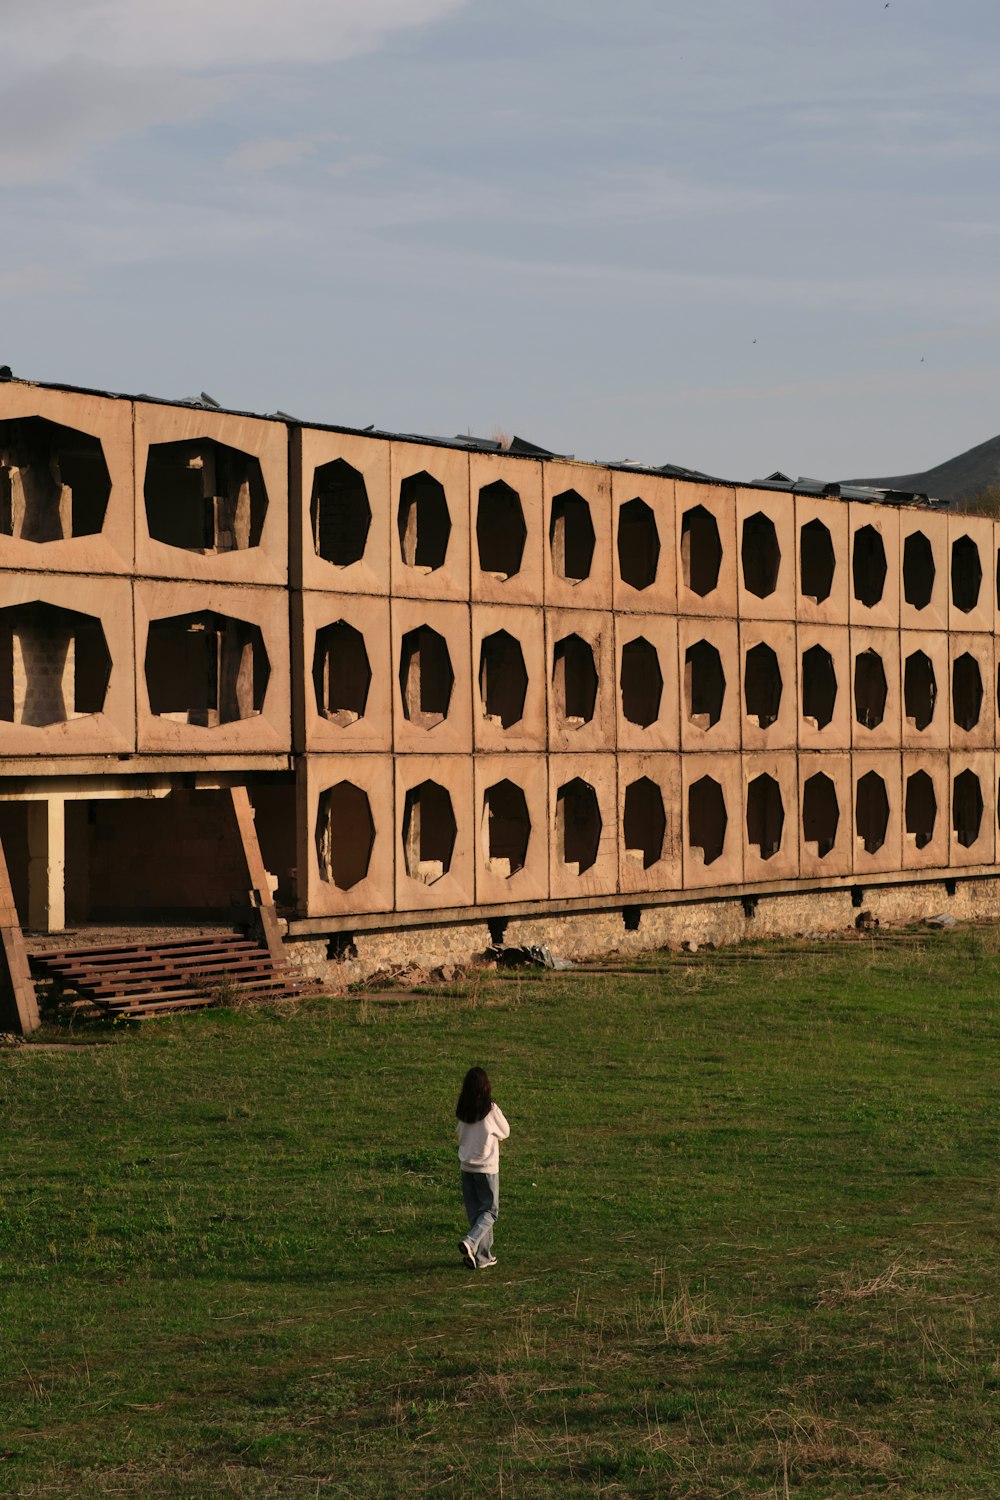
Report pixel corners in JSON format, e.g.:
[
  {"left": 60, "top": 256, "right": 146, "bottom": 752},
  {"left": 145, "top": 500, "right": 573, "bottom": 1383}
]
[{"left": 0, "top": 781, "right": 296, "bottom": 933}]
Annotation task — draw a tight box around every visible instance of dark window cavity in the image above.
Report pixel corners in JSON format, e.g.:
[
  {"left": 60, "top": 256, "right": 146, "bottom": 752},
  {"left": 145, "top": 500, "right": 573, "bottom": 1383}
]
[
  {"left": 620, "top": 636, "right": 663, "bottom": 728},
  {"left": 477, "top": 480, "right": 526, "bottom": 580},
  {"left": 617, "top": 498, "right": 659, "bottom": 591},
  {"left": 311, "top": 459, "right": 371, "bottom": 567}
]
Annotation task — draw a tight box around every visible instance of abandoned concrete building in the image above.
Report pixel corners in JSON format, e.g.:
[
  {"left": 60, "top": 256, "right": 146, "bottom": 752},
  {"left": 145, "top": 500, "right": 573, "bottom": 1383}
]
[{"left": 1, "top": 373, "right": 998, "bottom": 1028}]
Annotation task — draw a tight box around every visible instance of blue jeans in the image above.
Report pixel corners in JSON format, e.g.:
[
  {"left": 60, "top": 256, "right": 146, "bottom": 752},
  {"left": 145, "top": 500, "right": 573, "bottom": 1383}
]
[{"left": 461, "top": 1171, "right": 499, "bottom": 1265}]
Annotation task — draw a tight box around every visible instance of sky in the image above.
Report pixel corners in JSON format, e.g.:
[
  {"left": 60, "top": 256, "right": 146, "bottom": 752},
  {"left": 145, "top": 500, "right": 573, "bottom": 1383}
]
[{"left": 2, "top": 0, "right": 999, "bottom": 481}]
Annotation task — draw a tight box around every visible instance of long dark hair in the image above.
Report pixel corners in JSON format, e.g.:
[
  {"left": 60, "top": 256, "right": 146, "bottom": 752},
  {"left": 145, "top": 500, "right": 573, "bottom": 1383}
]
[{"left": 456, "top": 1066, "right": 493, "bottom": 1124}]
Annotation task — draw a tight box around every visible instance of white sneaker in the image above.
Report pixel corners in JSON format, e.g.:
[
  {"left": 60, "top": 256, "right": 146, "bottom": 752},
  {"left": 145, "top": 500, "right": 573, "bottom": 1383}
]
[
  {"left": 459, "top": 1238, "right": 476, "bottom": 1268},
  {"left": 477, "top": 1253, "right": 497, "bottom": 1269}
]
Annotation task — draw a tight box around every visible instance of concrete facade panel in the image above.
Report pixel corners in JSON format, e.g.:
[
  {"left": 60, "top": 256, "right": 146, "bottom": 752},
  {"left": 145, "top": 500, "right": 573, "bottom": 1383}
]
[
  {"left": 0, "top": 572, "right": 135, "bottom": 756},
  {"left": 848, "top": 501, "right": 900, "bottom": 629},
  {"left": 611, "top": 471, "right": 677, "bottom": 614},
  {"left": 545, "top": 607, "right": 615, "bottom": 754},
  {"left": 741, "top": 750, "right": 800, "bottom": 882},
  {"left": 797, "top": 623, "right": 851, "bottom": 751},
  {"left": 292, "top": 427, "right": 391, "bottom": 595},
  {"left": 948, "top": 631, "right": 995, "bottom": 751},
  {"left": 850, "top": 626, "right": 902, "bottom": 750},
  {"left": 797, "top": 751, "right": 853, "bottom": 877},
  {"left": 297, "top": 591, "right": 392, "bottom": 754},
  {"left": 898, "top": 508, "right": 948, "bottom": 632},
  {"left": 949, "top": 749, "right": 996, "bottom": 867},
  {"left": 134, "top": 401, "right": 288, "bottom": 586},
  {"left": 469, "top": 452, "right": 544, "bottom": 607},
  {"left": 548, "top": 752, "right": 619, "bottom": 899},
  {"left": 542, "top": 460, "right": 613, "bottom": 612},
  {"left": 675, "top": 482, "right": 738, "bottom": 618},
  {"left": 901, "top": 750, "right": 950, "bottom": 870},
  {"left": 852, "top": 750, "right": 903, "bottom": 876},
  {"left": 677, "top": 616, "right": 740, "bottom": 752},
  {"left": 948, "top": 513, "right": 994, "bottom": 634},
  {"left": 473, "top": 752, "right": 549, "bottom": 904},
  {"left": 134, "top": 579, "right": 291, "bottom": 755},
  {"left": 738, "top": 619, "right": 798, "bottom": 751},
  {"left": 0, "top": 384, "right": 134, "bottom": 576},
  {"left": 394, "top": 753, "right": 475, "bottom": 911},
  {"left": 472, "top": 602, "right": 547, "bottom": 752},
  {"left": 900, "top": 629, "right": 949, "bottom": 750},
  {"left": 795, "top": 493, "right": 850, "bottom": 626},
  {"left": 390, "top": 597, "right": 472, "bottom": 755},
  {"left": 681, "top": 751, "right": 743, "bottom": 889},
  {"left": 735, "top": 488, "right": 795, "bottom": 621},
  {"left": 389, "top": 441, "right": 471, "bottom": 602},
  {"left": 297, "top": 753, "right": 394, "bottom": 916},
  {"left": 614, "top": 612, "right": 679, "bottom": 752},
  {"left": 616, "top": 751, "right": 682, "bottom": 893}
]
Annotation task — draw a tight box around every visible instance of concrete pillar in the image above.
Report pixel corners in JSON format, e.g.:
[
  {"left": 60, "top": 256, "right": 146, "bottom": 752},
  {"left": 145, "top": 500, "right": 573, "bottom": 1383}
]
[{"left": 27, "top": 797, "right": 66, "bottom": 933}]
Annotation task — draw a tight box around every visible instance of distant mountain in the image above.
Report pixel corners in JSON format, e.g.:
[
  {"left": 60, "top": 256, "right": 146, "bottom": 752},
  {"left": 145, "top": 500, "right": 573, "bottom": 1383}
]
[{"left": 847, "top": 433, "right": 1000, "bottom": 506}]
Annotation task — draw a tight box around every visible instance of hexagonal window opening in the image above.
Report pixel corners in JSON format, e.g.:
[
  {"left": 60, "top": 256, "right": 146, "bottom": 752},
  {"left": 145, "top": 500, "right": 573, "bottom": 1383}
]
[
  {"left": 312, "top": 621, "right": 371, "bottom": 727},
  {"left": 479, "top": 630, "right": 528, "bottom": 729},
  {"left": 904, "top": 650, "right": 936, "bottom": 732},
  {"left": 799, "top": 519, "right": 835, "bottom": 605},
  {"left": 953, "top": 769, "right": 984, "bottom": 848},
  {"left": 617, "top": 498, "right": 659, "bottom": 591},
  {"left": 688, "top": 775, "right": 727, "bottom": 867},
  {"left": 802, "top": 772, "right": 839, "bottom": 858},
  {"left": 853, "top": 524, "right": 887, "bottom": 608},
  {"left": 552, "top": 634, "right": 598, "bottom": 728},
  {"left": 0, "top": 602, "right": 111, "bottom": 725},
  {"left": 854, "top": 648, "right": 887, "bottom": 730},
  {"left": 145, "top": 612, "right": 269, "bottom": 726},
  {"left": 801, "top": 644, "right": 837, "bottom": 730},
  {"left": 0, "top": 416, "right": 110, "bottom": 542},
  {"left": 311, "top": 459, "right": 371, "bottom": 567},
  {"left": 402, "top": 780, "right": 456, "bottom": 885},
  {"left": 481, "top": 779, "right": 530, "bottom": 878},
  {"left": 903, "top": 531, "right": 935, "bottom": 610},
  {"left": 399, "top": 626, "right": 454, "bottom": 730},
  {"left": 397, "top": 471, "right": 450, "bottom": 572},
  {"left": 684, "top": 639, "right": 725, "bottom": 731},
  {"left": 744, "top": 642, "right": 782, "bottom": 729},
  {"left": 680, "top": 505, "right": 722, "bottom": 597},
  {"left": 951, "top": 534, "right": 982, "bottom": 615},
  {"left": 746, "top": 773, "right": 784, "bottom": 860},
  {"left": 741, "top": 512, "right": 780, "bottom": 598},
  {"left": 476, "top": 480, "right": 526, "bottom": 581},
  {"left": 145, "top": 438, "right": 266, "bottom": 554},
  {"left": 316, "top": 782, "right": 375, "bottom": 890},
  {"left": 856, "top": 771, "right": 889, "bottom": 855},
  {"left": 905, "top": 770, "right": 936, "bottom": 850},
  {"left": 556, "top": 778, "right": 601, "bottom": 875},
  {"left": 952, "top": 652, "right": 983, "bottom": 732},
  {"left": 549, "top": 490, "right": 595, "bottom": 583},
  {"left": 623, "top": 776, "right": 666, "bottom": 870},
  {"left": 620, "top": 637, "right": 662, "bottom": 728}
]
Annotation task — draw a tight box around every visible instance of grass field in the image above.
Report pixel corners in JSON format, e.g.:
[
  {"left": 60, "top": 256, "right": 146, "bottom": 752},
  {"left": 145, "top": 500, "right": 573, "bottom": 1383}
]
[{"left": 2, "top": 927, "right": 999, "bottom": 1497}]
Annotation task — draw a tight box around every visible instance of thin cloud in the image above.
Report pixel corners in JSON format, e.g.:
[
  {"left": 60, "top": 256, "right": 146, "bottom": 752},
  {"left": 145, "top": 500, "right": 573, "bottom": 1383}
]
[
  {"left": 3, "top": 0, "right": 469, "bottom": 71},
  {"left": 0, "top": 60, "right": 219, "bottom": 186}
]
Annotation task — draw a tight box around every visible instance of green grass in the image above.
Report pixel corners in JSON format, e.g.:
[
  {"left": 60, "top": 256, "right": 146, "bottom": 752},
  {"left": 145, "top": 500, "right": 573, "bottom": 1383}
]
[{"left": 2, "top": 928, "right": 1000, "bottom": 1496}]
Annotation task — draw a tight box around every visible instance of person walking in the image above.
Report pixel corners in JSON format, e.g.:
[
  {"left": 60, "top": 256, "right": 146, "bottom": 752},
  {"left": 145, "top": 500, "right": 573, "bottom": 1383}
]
[{"left": 455, "top": 1066, "right": 509, "bottom": 1270}]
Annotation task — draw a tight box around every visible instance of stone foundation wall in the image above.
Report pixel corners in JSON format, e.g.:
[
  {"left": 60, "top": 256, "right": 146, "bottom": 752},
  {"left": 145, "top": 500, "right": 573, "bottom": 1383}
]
[{"left": 283, "top": 875, "right": 1000, "bottom": 990}]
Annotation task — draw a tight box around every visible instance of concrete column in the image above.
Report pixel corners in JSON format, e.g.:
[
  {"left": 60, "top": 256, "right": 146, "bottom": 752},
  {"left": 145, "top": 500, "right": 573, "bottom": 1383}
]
[{"left": 27, "top": 797, "right": 66, "bottom": 933}]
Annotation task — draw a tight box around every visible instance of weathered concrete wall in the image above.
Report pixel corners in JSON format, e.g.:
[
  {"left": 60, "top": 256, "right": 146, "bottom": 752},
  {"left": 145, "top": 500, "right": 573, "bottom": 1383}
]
[
  {"left": 0, "top": 378, "right": 998, "bottom": 953},
  {"left": 283, "top": 875, "right": 1000, "bottom": 990}
]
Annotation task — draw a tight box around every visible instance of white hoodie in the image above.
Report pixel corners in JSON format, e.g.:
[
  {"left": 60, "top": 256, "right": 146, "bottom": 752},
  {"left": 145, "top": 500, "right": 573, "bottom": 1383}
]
[{"left": 457, "top": 1103, "right": 510, "bottom": 1175}]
